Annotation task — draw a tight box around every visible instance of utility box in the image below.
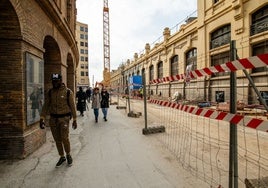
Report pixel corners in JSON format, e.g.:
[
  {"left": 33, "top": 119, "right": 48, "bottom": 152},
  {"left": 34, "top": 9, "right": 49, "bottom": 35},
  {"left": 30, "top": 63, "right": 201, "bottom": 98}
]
[{"left": 129, "top": 76, "right": 142, "bottom": 90}]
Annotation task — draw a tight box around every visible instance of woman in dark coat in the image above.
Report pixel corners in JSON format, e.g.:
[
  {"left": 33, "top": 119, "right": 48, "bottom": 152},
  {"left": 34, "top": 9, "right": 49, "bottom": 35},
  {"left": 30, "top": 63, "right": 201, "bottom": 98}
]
[
  {"left": 100, "top": 87, "right": 109, "bottom": 121},
  {"left": 76, "top": 87, "right": 87, "bottom": 116}
]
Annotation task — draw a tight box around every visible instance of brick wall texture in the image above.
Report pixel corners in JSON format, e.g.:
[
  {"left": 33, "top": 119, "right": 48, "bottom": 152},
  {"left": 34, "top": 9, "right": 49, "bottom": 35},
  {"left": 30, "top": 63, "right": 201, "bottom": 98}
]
[{"left": 0, "top": 0, "right": 78, "bottom": 159}]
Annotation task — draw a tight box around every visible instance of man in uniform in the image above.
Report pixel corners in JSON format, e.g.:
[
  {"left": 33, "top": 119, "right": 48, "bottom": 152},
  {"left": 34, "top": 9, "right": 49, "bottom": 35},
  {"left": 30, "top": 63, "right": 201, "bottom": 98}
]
[{"left": 39, "top": 73, "right": 77, "bottom": 167}]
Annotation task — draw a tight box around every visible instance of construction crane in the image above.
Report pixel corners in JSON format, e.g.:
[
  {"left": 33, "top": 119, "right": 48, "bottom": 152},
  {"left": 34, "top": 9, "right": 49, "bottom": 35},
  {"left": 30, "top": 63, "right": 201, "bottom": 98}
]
[{"left": 102, "top": 0, "right": 111, "bottom": 87}]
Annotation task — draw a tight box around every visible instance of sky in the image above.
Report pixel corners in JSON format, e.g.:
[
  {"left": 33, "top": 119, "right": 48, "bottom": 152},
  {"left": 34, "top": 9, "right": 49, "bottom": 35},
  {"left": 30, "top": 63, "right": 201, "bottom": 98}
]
[{"left": 76, "top": 0, "right": 197, "bottom": 84}]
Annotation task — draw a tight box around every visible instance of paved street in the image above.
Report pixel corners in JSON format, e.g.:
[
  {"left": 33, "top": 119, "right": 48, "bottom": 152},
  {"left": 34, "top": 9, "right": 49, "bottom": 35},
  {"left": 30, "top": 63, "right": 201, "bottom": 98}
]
[{"left": 0, "top": 104, "right": 208, "bottom": 188}]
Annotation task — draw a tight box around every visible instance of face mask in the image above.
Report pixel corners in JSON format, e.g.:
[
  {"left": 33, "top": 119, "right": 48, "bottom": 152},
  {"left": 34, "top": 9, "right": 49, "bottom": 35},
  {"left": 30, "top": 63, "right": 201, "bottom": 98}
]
[{"left": 52, "top": 80, "right": 62, "bottom": 89}]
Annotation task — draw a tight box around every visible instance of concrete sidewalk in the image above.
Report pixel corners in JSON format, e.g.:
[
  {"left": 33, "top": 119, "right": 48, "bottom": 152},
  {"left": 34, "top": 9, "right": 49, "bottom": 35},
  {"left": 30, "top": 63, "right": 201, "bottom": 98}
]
[{"left": 0, "top": 104, "right": 208, "bottom": 188}]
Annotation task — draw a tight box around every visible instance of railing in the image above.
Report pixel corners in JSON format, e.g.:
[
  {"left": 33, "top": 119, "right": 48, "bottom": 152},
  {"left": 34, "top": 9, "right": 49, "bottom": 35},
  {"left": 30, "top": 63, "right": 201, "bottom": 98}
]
[{"left": 250, "top": 18, "right": 268, "bottom": 36}]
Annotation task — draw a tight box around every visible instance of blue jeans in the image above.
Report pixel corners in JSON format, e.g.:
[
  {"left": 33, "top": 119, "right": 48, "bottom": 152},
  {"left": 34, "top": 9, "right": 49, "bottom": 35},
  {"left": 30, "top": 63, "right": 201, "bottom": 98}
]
[
  {"left": 101, "top": 108, "right": 108, "bottom": 118},
  {"left": 93, "top": 108, "right": 99, "bottom": 120}
]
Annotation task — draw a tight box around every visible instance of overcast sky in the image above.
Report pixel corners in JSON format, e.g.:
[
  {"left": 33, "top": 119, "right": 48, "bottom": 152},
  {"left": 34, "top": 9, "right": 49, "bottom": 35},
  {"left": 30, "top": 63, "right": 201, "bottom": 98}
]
[{"left": 76, "top": 0, "right": 197, "bottom": 84}]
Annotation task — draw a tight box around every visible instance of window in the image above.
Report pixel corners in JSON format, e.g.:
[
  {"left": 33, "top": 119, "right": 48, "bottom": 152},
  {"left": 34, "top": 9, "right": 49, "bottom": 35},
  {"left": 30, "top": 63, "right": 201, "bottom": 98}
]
[
  {"left": 80, "top": 34, "right": 84, "bottom": 39},
  {"left": 80, "top": 56, "right": 84, "bottom": 61},
  {"left": 210, "top": 51, "right": 230, "bottom": 77},
  {"left": 80, "top": 42, "right": 84, "bottom": 46},
  {"left": 85, "top": 50, "right": 88, "bottom": 54},
  {"left": 26, "top": 53, "right": 44, "bottom": 125},
  {"left": 210, "top": 24, "right": 231, "bottom": 49},
  {"left": 251, "top": 5, "right": 268, "bottom": 36},
  {"left": 186, "top": 48, "right": 197, "bottom": 71},
  {"left": 85, "top": 34, "right": 88, "bottom": 39},
  {"left": 252, "top": 40, "right": 268, "bottom": 73},
  {"left": 259, "top": 91, "right": 268, "bottom": 105},
  {"left": 157, "top": 61, "right": 163, "bottom": 79},
  {"left": 81, "top": 71, "right": 84, "bottom": 76},
  {"left": 85, "top": 57, "right": 88, "bottom": 62},
  {"left": 66, "top": 0, "right": 71, "bottom": 22},
  {"left": 142, "top": 68, "right": 145, "bottom": 77},
  {"left": 81, "top": 64, "right": 85, "bottom": 69},
  {"left": 216, "top": 91, "right": 225, "bottom": 102},
  {"left": 85, "top": 27, "right": 88, "bottom": 32},
  {"left": 80, "top": 26, "right": 84, "bottom": 31},
  {"left": 213, "top": 0, "right": 219, "bottom": 4},
  {"left": 170, "top": 55, "right": 178, "bottom": 76},
  {"left": 149, "top": 65, "right": 154, "bottom": 81},
  {"left": 85, "top": 42, "right": 88, "bottom": 47},
  {"left": 80, "top": 49, "right": 84, "bottom": 54}
]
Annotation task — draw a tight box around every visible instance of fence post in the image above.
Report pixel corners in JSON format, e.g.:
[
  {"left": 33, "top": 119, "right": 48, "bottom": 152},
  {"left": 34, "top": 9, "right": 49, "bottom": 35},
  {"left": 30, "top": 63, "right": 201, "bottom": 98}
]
[
  {"left": 142, "top": 71, "right": 148, "bottom": 131},
  {"left": 229, "top": 40, "right": 238, "bottom": 188}
]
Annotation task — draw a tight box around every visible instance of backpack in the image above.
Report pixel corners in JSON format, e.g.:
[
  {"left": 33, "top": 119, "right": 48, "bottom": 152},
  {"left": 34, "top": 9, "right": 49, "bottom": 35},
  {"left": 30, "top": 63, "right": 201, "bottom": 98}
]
[{"left": 48, "top": 88, "right": 71, "bottom": 107}]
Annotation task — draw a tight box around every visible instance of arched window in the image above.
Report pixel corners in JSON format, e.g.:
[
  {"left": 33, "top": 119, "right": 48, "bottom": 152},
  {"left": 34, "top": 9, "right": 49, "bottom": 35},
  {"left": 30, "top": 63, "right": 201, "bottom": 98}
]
[
  {"left": 170, "top": 55, "right": 178, "bottom": 76},
  {"left": 142, "top": 68, "right": 145, "bottom": 76},
  {"left": 157, "top": 61, "right": 163, "bottom": 79},
  {"left": 186, "top": 48, "right": 197, "bottom": 71},
  {"left": 210, "top": 24, "right": 231, "bottom": 49},
  {"left": 210, "top": 51, "right": 229, "bottom": 77},
  {"left": 251, "top": 5, "right": 268, "bottom": 35},
  {"left": 149, "top": 65, "right": 154, "bottom": 81}
]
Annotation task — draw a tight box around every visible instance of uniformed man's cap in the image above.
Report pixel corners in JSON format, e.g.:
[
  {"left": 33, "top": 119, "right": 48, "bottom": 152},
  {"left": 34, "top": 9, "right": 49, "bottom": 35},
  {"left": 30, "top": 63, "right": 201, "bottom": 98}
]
[{"left": 51, "top": 73, "right": 62, "bottom": 80}]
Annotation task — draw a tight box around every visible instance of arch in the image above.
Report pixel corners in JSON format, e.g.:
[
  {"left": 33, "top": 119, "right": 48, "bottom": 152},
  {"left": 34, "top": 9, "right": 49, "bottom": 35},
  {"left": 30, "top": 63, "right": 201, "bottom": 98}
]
[
  {"left": 170, "top": 55, "right": 178, "bottom": 76},
  {"left": 0, "top": 0, "right": 26, "bottom": 159},
  {"left": 250, "top": 4, "right": 268, "bottom": 36},
  {"left": 43, "top": 35, "right": 61, "bottom": 92},
  {"left": 185, "top": 48, "right": 197, "bottom": 71},
  {"left": 0, "top": 0, "right": 22, "bottom": 125},
  {"left": 157, "top": 61, "right": 163, "bottom": 79},
  {"left": 210, "top": 24, "right": 231, "bottom": 49},
  {"left": 149, "top": 65, "right": 154, "bottom": 81}
]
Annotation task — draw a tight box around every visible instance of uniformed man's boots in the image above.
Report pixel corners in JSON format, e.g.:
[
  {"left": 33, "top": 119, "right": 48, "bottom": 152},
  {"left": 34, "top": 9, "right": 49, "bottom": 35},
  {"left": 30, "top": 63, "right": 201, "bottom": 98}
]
[
  {"left": 66, "top": 154, "right": 73, "bottom": 166},
  {"left": 55, "top": 156, "right": 66, "bottom": 168}
]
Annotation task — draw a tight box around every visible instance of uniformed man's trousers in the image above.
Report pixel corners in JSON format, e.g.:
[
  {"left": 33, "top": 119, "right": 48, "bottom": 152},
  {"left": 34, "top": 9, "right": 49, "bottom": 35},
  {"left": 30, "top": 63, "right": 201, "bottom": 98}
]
[{"left": 49, "top": 116, "right": 71, "bottom": 156}]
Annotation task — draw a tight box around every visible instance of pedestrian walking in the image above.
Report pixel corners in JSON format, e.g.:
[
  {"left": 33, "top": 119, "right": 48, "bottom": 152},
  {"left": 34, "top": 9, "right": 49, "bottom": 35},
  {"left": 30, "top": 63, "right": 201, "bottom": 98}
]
[
  {"left": 100, "top": 87, "right": 109, "bottom": 121},
  {"left": 91, "top": 87, "right": 101, "bottom": 123},
  {"left": 39, "top": 73, "right": 77, "bottom": 167},
  {"left": 86, "top": 87, "right": 92, "bottom": 103},
  {"left": 76, "top": 87, "right": 87, "bottom": 116}
]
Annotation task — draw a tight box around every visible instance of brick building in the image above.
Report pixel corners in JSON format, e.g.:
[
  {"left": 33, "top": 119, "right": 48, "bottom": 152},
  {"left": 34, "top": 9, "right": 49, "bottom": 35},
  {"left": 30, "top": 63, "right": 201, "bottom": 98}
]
[{"left": 0, "top": 0, "right": 79, "bottom": 159}]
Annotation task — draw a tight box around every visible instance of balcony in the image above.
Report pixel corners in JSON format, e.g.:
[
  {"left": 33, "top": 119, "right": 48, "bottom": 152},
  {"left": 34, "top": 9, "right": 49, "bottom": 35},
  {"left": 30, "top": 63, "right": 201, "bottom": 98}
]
[{"left": 251, "top": 18, "right": 268, "bottom": 36}]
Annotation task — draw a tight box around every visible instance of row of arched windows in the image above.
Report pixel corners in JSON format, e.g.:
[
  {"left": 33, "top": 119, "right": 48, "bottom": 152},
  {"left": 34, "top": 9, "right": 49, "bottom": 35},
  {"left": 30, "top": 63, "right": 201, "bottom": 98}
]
[{"left": 147, "top": 48, "right": 197, "bottom": 81}]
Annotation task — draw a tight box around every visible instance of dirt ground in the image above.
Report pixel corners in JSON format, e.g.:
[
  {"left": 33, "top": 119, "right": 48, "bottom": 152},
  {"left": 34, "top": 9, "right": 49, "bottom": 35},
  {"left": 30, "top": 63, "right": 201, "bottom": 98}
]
[{"left": 121, "top": 97, "right": 268, "bottom": 188}]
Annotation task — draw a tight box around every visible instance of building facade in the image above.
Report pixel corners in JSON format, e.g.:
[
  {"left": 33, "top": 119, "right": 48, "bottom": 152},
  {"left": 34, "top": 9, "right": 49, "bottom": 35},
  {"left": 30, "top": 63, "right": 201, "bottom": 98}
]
[
  {"left": 111, "top": 0, "right": 268, "bottom": 105},
  {"left": 0, "top": 0, "right": 79, "bottom": 159},
  {"left": 75, "top": 21, "right": 90, "bottom": 89}
]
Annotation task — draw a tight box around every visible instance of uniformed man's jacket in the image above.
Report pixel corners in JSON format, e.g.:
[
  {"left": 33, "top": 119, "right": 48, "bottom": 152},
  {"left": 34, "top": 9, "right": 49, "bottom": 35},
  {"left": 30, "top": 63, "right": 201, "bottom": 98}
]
[{"left": 40, "top": 85, "right": 77, "bottom": 121}]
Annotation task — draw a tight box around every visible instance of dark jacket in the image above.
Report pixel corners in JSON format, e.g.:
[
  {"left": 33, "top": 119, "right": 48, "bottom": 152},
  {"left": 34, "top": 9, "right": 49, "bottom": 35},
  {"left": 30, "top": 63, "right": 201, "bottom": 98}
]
[
  {"left": 100, "top": 91, "right": 109, "bottom": 108},
  {"left": 76, "top": 89, "right": 87, "bottom": 111},
  {"left": 40, "top": 84, "right": 77, "bottom": 121}
]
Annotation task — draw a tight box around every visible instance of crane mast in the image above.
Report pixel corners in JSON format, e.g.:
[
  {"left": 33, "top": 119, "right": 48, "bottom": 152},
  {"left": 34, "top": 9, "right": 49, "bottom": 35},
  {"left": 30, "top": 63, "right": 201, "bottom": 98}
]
[{"left": 102, "top": 0, "right": 110, "bottom": 87}]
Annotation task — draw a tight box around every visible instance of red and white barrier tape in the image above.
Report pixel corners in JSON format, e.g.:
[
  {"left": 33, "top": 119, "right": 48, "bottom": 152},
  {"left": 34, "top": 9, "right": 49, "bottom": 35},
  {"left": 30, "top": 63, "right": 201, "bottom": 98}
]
[
  {"left": 149, "top": 99, "right": 268, "bottom": 132},
  {"left": 150, "top": 53, "right": 268, "bottom": 84}
]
